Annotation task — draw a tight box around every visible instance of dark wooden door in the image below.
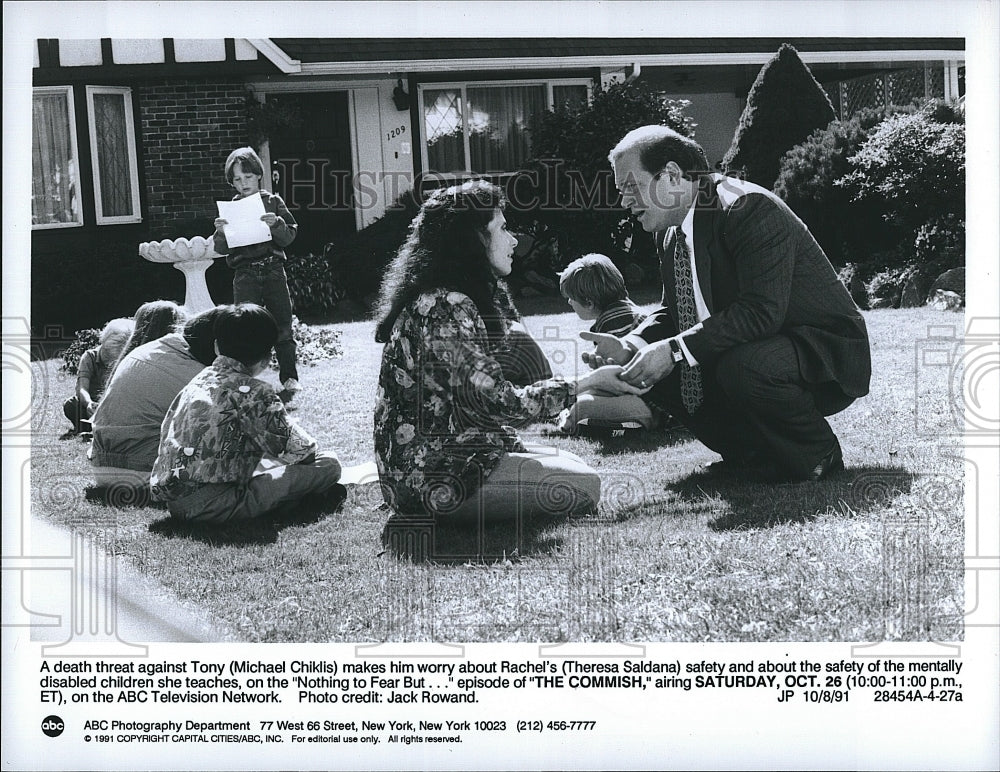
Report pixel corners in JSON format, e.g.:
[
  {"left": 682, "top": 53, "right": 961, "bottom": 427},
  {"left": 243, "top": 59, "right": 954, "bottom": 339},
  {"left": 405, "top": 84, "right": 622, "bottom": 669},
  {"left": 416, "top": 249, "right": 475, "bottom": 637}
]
[{"left": 267, "top": 91, "right": 355, "bottom": 254}]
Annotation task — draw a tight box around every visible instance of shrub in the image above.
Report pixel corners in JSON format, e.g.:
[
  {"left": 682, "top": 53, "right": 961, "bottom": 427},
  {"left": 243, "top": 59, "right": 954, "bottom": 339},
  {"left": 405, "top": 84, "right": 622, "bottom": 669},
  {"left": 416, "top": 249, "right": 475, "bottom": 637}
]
[
  {"left": 523, "top": 79, "right": 696, "bottom": 276},
  {"left": 839, "top": 101, "right": 964, "bottom": 235},
  {"left": 838, "top": 100, "right": 965, "bottom": 291},
  {"left": 722, "top": 44, "right": 836, "bottom": 189},
  {"left": 285, "top": 252, "right": 346, "bottom": 316},
  {"left": 270, "top": 316, "right": 342, "bottom": 369},
  {"left": 774, "top": 106, "right": 912, "bottom": 265},
  {"left": 59, "top": 328, "right": 100, "bottom": 375}
]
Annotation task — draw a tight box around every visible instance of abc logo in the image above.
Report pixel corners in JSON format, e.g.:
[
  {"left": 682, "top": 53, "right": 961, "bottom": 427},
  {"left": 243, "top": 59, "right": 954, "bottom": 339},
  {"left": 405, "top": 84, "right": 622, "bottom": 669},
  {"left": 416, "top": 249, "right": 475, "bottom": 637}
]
[{"left": 41, "top": 716, "right": 65, "bottom": 737}]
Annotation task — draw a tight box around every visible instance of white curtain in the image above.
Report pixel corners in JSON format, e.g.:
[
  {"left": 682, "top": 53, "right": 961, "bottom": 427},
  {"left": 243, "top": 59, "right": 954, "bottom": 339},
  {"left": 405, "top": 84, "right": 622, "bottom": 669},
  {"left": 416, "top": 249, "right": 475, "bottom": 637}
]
[
  {"left": 467, "top": 85, "right": 546, "bottom": 173},
  {"left": 32, "top": 91, "right": 79, "bottom": 225}
]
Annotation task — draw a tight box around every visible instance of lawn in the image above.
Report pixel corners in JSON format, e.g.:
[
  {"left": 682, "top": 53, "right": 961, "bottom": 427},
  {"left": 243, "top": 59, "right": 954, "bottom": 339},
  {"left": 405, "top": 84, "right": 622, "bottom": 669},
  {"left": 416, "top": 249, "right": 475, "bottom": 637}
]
[{"left": 29, "top": 303, "right": 965, "bottom": 642}]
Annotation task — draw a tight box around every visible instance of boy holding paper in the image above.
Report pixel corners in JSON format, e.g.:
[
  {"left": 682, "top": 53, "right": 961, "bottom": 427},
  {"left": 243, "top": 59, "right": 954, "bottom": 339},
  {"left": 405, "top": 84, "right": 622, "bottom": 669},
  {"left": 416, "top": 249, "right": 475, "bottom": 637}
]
[{"left": 213, "top": 147, "right": 301, "bottom": 396}]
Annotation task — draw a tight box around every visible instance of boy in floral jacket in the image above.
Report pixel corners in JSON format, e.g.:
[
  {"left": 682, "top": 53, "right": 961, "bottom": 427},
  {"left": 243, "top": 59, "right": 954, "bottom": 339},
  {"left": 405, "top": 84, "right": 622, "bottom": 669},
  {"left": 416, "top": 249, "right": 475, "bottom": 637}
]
[{"left": 151, "top": 304, "right": 342, "bottom": 522}]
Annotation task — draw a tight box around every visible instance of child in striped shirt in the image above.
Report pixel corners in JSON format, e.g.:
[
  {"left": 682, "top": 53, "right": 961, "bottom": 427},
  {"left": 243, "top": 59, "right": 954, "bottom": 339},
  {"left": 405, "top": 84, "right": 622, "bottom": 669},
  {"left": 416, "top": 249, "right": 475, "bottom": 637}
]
[{"left": 556, "top": 253, "right": 657, "bottom": 434}]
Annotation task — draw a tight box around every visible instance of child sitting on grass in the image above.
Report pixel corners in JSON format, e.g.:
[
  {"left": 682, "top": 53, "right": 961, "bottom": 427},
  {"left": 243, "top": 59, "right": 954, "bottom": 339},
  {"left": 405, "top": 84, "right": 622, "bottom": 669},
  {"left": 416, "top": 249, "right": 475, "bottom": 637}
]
[
  {"left": 63, "top": 317, "right": 133, "bottom": 434},
  {"left": 213, "top": 146, "right": 301, "bottom": 398},
  {"left": 556, "top": 253, "right": 657, "bottom": 434},
  {"left": 150, "top": 304, "right": 343, "bottom": 523}
]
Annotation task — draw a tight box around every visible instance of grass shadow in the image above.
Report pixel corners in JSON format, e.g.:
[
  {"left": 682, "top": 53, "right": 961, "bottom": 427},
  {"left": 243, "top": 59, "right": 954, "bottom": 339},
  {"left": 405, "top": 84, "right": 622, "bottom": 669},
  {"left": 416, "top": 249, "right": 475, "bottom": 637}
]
[
  {"left": 666, "top": 465, "right": 916, "bottom": 531},
  {"left": 84, "top": 484, "right": 167, "bottom": 510},
  {"left": 380, "top": 510, "right": 590, "bottom": 564},
  {"left": 147, "top": 486, "right": 348, "bottom": 547}
]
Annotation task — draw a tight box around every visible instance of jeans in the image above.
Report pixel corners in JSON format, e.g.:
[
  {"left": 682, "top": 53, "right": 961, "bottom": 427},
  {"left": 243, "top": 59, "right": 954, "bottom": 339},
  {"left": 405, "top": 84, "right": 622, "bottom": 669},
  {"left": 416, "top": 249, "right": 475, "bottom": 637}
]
[{"left": 233, "top": 263, "right": 298, "bottom": 383}]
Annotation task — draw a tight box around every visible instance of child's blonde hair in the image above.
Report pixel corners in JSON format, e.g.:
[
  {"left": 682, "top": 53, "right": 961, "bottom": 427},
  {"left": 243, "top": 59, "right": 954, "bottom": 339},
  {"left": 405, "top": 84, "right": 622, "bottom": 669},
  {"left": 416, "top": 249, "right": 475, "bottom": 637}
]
[
  {"left": 99, "top": 318, "right": 134, "bottom": 346},
  {"left": 224, "top": 146, "right": 265, "bottom": 183},
  {"left": 559, "top": 253, "right": 628, "bottom": 310}
]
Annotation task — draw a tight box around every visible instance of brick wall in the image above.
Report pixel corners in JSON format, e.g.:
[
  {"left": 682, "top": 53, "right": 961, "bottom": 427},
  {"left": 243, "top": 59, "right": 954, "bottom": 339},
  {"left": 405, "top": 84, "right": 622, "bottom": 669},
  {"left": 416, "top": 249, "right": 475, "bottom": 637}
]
[{"left": 139, "top": 78, "right": 250, "bottom": 238}]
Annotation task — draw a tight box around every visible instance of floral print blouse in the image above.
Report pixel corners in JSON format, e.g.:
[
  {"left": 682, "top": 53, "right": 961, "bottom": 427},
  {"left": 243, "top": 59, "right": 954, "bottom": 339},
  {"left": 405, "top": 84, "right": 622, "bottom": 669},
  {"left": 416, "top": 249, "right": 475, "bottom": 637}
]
[{"left": 374, "top": 288, "right": 572, "bottom": 516}]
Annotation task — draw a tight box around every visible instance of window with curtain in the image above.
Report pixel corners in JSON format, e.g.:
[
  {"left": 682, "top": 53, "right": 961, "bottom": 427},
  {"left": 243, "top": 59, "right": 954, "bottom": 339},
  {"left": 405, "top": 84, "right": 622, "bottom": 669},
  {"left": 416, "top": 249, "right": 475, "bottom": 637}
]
[
  {"left": 32, "top": 87, "right": 82, "bottom": 228},
  {"left": 421, "top": 79, "right": 591, "bottom": 175},
  {"left": 424, "top": 88, "right": 466, "bottom": 173},
  {"left": 86, "top": 86, "right": 141, "bottom": 223}
]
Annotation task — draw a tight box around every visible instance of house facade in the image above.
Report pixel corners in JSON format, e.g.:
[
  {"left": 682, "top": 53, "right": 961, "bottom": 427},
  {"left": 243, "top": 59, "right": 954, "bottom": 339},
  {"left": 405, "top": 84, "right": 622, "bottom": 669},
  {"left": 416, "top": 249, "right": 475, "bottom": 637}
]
[{"left": 31, "top": 37, "right": 964, "bottom": 329}]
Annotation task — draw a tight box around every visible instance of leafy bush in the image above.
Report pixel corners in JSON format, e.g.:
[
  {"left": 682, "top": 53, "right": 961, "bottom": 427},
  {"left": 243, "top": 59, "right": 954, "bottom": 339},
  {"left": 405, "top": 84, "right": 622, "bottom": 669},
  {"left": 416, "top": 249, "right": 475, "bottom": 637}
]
[
  {"left": 838, "top": 100, "right": 965, "bottom": 298},
  {"left": 523, "top": 79, "right": 696, "bottom": 276},
  {"left": 270, "top": 316, "right": 342, "bottom": 369},
  {"left": 840, "top": 101, "right": 964, "bottom": 235},
  {"left": 285, "top": 252, "right": 346, "bottom": 316},
  {"left": 774, "top": 106, "right": 912, "bottom": 265},
  {"left": 722, "top": 44, "right": 836, "bottom": 189},
  {"left": 59, "top": 328, "right": 100, "bottom": 375}
]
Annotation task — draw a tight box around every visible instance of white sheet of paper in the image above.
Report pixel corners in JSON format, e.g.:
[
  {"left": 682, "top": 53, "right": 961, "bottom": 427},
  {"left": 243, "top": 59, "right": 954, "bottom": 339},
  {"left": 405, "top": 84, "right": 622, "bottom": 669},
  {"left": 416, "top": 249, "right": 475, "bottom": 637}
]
[{"left": 217, "top": 192, "right": 271, "bottom": 248}]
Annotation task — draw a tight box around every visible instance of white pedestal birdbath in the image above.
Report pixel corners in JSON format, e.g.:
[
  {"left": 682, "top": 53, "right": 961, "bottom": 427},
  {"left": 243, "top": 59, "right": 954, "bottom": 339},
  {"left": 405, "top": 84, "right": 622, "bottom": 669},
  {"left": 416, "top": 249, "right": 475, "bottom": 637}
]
[{"left": 139, "top": 236, "right": 222, "bottom": 315}]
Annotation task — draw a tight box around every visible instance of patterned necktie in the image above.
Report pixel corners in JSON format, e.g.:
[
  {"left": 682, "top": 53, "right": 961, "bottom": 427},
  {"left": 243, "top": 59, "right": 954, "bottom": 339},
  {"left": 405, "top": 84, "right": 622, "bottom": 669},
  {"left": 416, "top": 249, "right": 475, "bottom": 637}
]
[{"left": 672, "top": 229, "right": 703, "bottom": 413}]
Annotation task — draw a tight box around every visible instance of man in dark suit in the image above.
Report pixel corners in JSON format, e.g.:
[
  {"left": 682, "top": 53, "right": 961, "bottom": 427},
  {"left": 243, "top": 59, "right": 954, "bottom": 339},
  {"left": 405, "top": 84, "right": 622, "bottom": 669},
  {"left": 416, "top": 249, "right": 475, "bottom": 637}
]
[{"left": 583, "top": 125, "right": 871, "bottom": 481}]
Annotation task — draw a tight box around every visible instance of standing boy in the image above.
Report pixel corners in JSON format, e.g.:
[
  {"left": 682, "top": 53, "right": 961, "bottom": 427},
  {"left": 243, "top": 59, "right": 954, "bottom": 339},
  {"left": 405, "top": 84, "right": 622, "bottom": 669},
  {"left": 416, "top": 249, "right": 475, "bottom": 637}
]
[
  {"left": 151, "top": 304, "right": 342, "bottom": 522},
  {"left": 213, "top": 146, "right": 301, "bottom": 396}
]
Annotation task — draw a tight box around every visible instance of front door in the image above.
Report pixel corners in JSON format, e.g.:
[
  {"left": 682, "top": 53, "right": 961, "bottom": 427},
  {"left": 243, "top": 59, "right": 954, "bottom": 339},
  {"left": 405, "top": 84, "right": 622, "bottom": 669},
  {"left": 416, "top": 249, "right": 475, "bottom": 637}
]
[{"left": 266, "top": 91, "right": 355, "bottom": 254}]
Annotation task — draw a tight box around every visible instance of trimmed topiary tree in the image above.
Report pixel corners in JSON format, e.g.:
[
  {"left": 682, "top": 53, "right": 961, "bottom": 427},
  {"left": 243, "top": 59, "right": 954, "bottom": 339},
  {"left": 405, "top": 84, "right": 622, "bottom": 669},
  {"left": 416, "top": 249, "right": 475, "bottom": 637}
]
[{"left": 722, "top": 43, "right": 836, "bottom": 189}]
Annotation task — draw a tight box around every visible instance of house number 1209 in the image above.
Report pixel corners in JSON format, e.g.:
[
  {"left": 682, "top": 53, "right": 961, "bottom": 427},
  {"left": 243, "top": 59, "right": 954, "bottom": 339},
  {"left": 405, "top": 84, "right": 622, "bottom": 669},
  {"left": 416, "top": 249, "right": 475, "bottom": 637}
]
[{"left": 387, "top": 125, "right": 406, "bottom": 141}]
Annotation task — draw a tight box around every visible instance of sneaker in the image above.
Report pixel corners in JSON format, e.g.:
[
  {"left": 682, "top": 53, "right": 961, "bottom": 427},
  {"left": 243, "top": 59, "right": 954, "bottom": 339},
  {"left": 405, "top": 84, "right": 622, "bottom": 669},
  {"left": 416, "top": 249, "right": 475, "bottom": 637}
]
[{"left": 282, "top": 378, "right": 301, "bottom": 394}]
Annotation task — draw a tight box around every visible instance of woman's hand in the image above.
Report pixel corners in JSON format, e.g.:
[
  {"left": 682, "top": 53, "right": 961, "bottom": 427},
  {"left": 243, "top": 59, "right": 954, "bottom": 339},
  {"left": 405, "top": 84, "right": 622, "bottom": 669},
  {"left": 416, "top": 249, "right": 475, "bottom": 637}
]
[
  {"left": 214, "top": 217, "right": 228, "bottom": 230},
  {"left": 260, "top": 213, "right": 278, "bottom": 227},
  {"left": 576, "top": 364, "right": 649, "bottom": 397}
]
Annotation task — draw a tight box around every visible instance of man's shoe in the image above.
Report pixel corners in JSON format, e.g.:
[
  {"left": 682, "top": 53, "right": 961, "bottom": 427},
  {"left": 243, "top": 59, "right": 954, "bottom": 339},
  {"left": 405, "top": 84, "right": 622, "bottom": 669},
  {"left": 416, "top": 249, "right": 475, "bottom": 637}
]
[
  {"left": 806, "top": 442, "right": 844, "bottom": 482},
  {"left": 282, "top": 378, "right": 301, "bottom": 395}
]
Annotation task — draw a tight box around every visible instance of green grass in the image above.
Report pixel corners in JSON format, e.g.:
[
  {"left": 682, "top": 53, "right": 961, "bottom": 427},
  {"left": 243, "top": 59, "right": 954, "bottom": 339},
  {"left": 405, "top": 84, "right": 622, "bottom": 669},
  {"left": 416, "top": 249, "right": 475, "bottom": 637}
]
[{"left": 30, "top": 304, "right": 964, "bottom": 642}]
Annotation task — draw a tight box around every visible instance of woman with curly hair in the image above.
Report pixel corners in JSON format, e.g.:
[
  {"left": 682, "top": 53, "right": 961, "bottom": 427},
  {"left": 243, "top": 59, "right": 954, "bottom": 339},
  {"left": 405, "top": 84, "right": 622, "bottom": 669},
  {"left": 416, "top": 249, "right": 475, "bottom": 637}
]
[{"left": 374, "top": 180, "right": 639, "bottom": 525}]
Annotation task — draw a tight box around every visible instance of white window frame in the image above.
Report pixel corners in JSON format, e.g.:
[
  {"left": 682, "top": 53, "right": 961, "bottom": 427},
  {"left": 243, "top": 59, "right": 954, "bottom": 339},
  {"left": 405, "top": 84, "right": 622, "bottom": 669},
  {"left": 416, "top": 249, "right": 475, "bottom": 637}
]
[
  {"left": 85, "top": 85, "right": 142, "bottom": 224},
  {"left": 418, "top": 77, "right": 592, "bottom": 179},
  {"left": 31, "top": 85, "right": 83, "bottom": 230}
]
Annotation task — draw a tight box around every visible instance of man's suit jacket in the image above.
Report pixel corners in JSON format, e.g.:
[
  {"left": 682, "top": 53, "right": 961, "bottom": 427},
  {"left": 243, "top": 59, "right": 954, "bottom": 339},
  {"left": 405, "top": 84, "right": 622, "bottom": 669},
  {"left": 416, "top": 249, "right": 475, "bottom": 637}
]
[{"left": 630, "top": 174, "right": 871, "bottom": 399}]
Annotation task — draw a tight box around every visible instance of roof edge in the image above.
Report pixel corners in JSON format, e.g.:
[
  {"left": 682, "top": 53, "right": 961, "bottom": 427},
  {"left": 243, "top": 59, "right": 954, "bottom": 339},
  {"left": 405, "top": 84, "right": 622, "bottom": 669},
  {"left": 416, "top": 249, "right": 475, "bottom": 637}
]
[
  {"left": 246, "top": 39, "right": 301, "bottom": 74},
  {"left": 295, "top": 48, "right": 965, "bottom": 76}
]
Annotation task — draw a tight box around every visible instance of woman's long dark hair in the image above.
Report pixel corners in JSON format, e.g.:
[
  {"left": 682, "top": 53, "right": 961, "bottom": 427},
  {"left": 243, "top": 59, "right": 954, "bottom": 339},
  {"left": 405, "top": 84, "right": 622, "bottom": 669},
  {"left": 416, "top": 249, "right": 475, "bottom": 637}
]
[
  {"left": 374, "top": 180, "right": 511, "bottom": 343},
  {"left": 110, "top": 299, "right": 185, "bottom": 380}
]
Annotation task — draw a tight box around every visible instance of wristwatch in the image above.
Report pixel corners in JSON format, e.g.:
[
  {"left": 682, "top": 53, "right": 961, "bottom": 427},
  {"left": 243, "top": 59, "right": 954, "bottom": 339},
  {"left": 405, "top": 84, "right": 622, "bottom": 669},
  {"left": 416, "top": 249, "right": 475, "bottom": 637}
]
[{"left": 668, "top": 338, "right": 685, "bottom": 363}]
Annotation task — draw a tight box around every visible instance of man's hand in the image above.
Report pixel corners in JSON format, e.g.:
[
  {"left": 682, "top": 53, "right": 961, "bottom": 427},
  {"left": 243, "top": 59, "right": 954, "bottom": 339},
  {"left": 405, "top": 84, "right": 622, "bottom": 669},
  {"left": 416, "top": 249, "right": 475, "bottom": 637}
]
[
  {"left": 577, "top": 365, "right": 649, "bottom": 397},
  {"left": 620, "top": 339, "right": 676, "bottom": 388},
  {"left": 214, "top": 217, "right": 228, "bottom": 230},
  {"left": 579, "top": 331, "right": 635, "bottom": 370},
  {"left": 260, "top": 213, "right": 278, "bottom": 227}
]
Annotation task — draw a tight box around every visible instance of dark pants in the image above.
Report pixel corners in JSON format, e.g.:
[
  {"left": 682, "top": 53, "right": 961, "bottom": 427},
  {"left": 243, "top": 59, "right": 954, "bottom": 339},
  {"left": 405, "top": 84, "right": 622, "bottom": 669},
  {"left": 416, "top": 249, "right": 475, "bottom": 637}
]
[
  {"left": 647, "top": 335, "right": 854, "bottom": 478},
  {"left": 63, "top": 395, "right": 90, "bottom": 433},
  {"left": 233, "top": 262, "right": 298, "bottom": 383}
]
